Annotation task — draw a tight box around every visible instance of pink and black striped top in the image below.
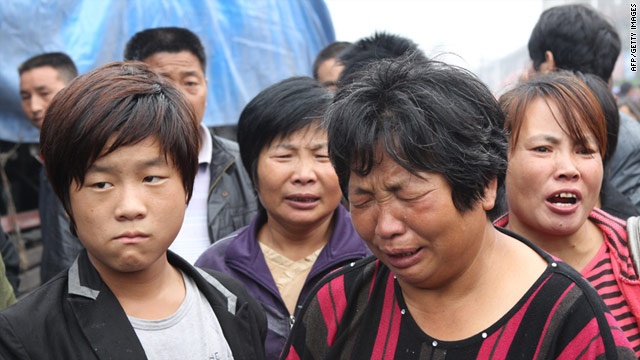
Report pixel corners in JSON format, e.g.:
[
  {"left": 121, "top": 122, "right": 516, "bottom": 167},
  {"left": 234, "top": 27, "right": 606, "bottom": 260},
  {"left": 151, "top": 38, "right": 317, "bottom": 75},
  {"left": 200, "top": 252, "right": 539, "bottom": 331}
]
[
  {"left": 584, "top": 209, "right": 640, "bottom": 356},
  {"left": 282, "top": 228, "right": 635, "bottom": 359},
  {"left": 495, "top": 209, "right": 640, "bottom": 357}
]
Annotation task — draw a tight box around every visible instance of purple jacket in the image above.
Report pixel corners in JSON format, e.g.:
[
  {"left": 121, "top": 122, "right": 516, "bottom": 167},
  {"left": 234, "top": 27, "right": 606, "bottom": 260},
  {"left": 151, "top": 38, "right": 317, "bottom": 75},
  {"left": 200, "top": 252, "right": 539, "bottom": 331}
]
[{"left": 195, "top": 204, "right": 371, "bottom": 360}]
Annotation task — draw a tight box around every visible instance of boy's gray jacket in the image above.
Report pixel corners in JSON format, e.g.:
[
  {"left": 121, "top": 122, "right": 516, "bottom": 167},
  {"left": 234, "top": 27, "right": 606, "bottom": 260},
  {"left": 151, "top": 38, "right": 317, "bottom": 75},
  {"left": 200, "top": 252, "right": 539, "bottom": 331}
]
[
  {"left": 208, "top": 135, "right": 258, "bottom": 242},
  {"left": 0, "top": 250, "right": 267, "bottom": 359}
]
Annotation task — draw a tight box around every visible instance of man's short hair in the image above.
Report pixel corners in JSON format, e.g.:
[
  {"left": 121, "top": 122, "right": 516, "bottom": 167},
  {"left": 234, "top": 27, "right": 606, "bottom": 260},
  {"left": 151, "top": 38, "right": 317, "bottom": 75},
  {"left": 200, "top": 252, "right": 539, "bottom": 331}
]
[
  {"left": 327, "top": 54, "right": 508, "bottom": 213},
  {"left": 40, "top": 61, "right": 200, "bottom": 233},
  {"left": 237, "top": 76, "right": 332, "bottom": 190},
  {"left": 528, "top": 4, "right": 621, "bottom": 82},
  {"left": 337, "top": 32, "right": 426, "bottom": 86},
  {"left": 123, "top": 27, "right": 206, "bottom": 72},
  {"left": 18, "top": 52, "right": 78, "bottom": 84},
  {"left": 312, "top": 41, "right": 351, "bottom": 80},
  {"left": 619, "top": 82, "right": 633, "bottom": 97}
]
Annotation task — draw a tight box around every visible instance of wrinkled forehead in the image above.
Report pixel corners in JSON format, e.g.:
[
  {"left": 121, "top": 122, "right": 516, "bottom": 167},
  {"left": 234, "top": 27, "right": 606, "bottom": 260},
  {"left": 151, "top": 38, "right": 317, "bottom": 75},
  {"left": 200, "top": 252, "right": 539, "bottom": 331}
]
[
  {"left": 350, "top": 134, "right": 422, "bottom": 169},
  {"left": 144, "top": 50, "right": 205, "bottom": 75},
  {"left": 348, "top": 151, "right": 427, "bottom": 191}
]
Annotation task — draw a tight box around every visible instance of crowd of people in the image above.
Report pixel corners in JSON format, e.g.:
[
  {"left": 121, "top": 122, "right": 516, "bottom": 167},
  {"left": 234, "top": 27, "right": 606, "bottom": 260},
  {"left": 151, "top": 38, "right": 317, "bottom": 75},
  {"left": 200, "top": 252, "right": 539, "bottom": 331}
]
[{"left": 0, "top": 3, "right": 638, "bottom": 359}]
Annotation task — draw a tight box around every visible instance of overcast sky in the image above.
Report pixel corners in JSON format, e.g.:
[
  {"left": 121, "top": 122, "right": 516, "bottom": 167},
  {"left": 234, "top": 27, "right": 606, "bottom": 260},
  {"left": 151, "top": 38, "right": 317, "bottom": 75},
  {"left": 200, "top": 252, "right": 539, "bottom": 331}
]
[{"left": 325, "top": 0, "right": 544, "bottom": 72}]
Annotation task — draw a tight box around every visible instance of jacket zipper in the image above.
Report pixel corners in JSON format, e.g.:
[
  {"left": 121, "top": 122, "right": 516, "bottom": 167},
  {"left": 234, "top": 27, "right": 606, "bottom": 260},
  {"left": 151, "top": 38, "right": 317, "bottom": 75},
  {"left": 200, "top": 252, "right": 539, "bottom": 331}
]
[{"left": 208, "top": 157, "right": 236, "bottom": 197}]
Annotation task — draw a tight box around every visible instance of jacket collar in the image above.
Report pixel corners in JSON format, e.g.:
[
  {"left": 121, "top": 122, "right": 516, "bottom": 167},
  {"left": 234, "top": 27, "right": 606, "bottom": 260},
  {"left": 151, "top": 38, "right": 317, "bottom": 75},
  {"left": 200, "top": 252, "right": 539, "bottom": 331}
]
[
  {"left": 208, "top": 132, "right": 236, "bottom": 180},
  {"left": 197, "top": 123, "right": 213, "bottom": 165},
  {"left": 66, "top": 250, "right": 246, "bottom": 359},
  {"left": 66, "top": 250, "right": 145, "bottom": 359},
  {"left": 225, "top": 204, "right": 370, "bottom": 286},
  {"left": 311, "top": 204, "right": 371, "bottom": 276},
  {"left": 67, "top": 251, "right": 101, "bottom": 299}
]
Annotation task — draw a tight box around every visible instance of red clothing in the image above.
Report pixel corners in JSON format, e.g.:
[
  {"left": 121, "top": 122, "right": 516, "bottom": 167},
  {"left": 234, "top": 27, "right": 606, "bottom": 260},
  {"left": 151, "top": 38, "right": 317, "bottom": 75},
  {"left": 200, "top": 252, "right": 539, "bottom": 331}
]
[
  {"left": 495, "top": 208, "right": 640, "bottom": 356},
  {"left": 282, "top": 228, "right": 635, "bottom": 359}
]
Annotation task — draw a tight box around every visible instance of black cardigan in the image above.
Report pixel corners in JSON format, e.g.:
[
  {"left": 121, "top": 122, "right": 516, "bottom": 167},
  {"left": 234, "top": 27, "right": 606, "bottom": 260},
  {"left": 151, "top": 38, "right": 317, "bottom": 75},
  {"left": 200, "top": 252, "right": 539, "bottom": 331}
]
[{"left": 0, "top": 250, "right": 266, "bottom": 359}]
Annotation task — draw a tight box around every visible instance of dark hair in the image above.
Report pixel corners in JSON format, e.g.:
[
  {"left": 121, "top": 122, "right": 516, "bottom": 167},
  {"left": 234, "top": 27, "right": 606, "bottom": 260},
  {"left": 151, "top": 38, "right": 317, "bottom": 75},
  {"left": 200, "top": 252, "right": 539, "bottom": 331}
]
[
  {"left": 18, "top": 52, "right": 78, "bottom": 83},
  {"left": 337, "top": 32, "right": 426, "bottom": 86},
  {"left": 237, "top": 76, "right": 333, "bottom": 191},
  {"left": 327, "top": 54, "right": 508, "bottom": 213},
  {"left": 619, "top": 82, "right": 633, "bottom": 97},
  {"left": 500, "top": 72, "right": 607, "bottom": 161},
  {"left": 528, "top": 4, "right": 620, "bottom": 82},
  {"left": 123, "top": 27, "right": 206, "bottom": 72},
  {"left": 40, "top": 61, "right": 200, "bottom": 233},
  {"left": 619, "top": 98, "right": 640, "bottom": 121},
  {"left": 312, "top": 41, "right": 351, "bottom": 80},
  {"left": 571, "top": 71, "right": 619, "bottom": 166}
]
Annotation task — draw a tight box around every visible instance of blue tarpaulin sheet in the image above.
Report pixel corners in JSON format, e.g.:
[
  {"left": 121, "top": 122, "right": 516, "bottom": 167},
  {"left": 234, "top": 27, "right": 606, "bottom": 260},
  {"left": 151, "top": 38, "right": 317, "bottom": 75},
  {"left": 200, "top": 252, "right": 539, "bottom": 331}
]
[{"left": 0, "top": 0, "right": 335, "bottom": 143}]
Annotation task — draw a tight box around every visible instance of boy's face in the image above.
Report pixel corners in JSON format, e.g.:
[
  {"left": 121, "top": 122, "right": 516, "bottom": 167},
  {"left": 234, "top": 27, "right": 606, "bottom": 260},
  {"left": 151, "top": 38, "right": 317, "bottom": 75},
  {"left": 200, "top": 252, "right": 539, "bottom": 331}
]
[{"left": 69, "top": 136, "right": 187, "bottom": 274}]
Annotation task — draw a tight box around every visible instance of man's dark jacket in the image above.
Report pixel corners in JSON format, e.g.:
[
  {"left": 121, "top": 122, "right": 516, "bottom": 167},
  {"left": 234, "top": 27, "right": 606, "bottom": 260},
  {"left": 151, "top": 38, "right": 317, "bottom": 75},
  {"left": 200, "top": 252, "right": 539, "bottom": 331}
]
[
  {"left": 39, "top": 166, "right": 83, "bottom": 283},
  {"left": 207, "top": 135, "right": 258, "bottom": 242},
  {"left": 0, "top": 250, "right": 267, "bottom": 359}
]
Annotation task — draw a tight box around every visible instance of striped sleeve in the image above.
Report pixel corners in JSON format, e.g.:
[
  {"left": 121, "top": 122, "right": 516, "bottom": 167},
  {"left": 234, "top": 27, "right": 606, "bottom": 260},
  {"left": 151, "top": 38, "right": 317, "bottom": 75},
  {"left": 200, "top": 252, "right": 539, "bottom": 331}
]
[
  {"left": 588, "top": 209, "right": 640, "bottom": 356},
  {"left": 475, "top": 270, "right": 634, "bottom": 359},
  {"left": 556, "top": 313, "right": 631, "bottom": 359},
  {"left": 283, "top": 276, "right": 343, "bottom": 359},
  {"left": 547, "top": 270, "right": 636, "bottom": 359},
  {"left": 282, "top": 257, "right": 377, "bottom": 360}
]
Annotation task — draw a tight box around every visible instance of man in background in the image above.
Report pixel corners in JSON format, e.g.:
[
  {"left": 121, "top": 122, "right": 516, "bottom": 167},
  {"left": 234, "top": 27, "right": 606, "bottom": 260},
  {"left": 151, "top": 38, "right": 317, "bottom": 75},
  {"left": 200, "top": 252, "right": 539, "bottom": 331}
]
[
  {"left": 527, "top": 4, "right": 640, "bottom": 211},
  {"left": 618, "top": 82, "right": 640, "bottom": 121},
  {"left": 18, "top": 52, "right": 82, "bottom": 283},
  {"left": 337, "top": 32, "right": 426, "bottom": 87},
  {"left": 312, "top": 41, "right": 350, "bottom": 90},
  {"left": 124, "top": 27, "right": 257, "bottom": 263}
]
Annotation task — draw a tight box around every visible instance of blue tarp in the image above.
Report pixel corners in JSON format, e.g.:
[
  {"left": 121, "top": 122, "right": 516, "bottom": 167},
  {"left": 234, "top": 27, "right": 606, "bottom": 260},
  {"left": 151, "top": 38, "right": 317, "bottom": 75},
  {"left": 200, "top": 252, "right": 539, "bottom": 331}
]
[{"left": 0, "top": 0, "right": 335, "bottom": 143}]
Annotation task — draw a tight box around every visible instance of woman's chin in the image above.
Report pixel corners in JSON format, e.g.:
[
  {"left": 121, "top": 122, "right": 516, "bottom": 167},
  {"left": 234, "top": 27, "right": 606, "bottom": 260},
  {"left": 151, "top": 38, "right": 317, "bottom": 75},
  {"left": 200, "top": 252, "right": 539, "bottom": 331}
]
[{"left": 540, "top": 220, "right": 585, "bottom": 237}]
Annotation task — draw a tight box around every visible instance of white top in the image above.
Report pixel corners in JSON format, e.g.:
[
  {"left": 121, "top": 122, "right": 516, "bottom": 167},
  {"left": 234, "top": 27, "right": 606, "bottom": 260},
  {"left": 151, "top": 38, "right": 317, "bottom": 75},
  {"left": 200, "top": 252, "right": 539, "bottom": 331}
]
[
  {"left": 128, "top": 271, "right": 234, "bottom": 360},
  {"left": 169, "top": 123, "right": 212, "bottom": 264}
]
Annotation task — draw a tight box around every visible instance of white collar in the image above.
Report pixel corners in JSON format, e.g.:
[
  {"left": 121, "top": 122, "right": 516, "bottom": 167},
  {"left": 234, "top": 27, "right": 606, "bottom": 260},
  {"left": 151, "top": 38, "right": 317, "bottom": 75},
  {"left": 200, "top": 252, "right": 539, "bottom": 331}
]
[{"left": 198, "top": 122, "right": 212, "bottom": 165}]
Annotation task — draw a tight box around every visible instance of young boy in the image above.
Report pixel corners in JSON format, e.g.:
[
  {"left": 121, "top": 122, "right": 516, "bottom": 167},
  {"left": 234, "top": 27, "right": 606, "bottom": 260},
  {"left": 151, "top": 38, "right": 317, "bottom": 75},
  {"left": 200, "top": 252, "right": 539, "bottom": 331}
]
[{"left": 0, "top": 62, "right": 266, "bottom": 359}]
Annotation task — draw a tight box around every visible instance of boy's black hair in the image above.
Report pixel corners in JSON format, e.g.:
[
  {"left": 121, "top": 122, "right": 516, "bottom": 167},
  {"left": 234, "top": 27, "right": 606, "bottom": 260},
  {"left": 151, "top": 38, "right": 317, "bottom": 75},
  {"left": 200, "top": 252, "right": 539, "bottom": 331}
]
[{"left": 40, "top": 61, "right": 200, "bottom": 234}]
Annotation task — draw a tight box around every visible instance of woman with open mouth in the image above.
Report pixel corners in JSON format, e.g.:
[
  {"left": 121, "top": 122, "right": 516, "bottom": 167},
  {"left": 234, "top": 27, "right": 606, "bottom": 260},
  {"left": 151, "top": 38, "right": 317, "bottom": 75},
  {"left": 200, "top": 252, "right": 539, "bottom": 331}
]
[
  {"left": 495, "top": 72, "right": 640, "bottom": 356},
  {"left": 195, "top": 76, "right": 370, "bottom": 360}
]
